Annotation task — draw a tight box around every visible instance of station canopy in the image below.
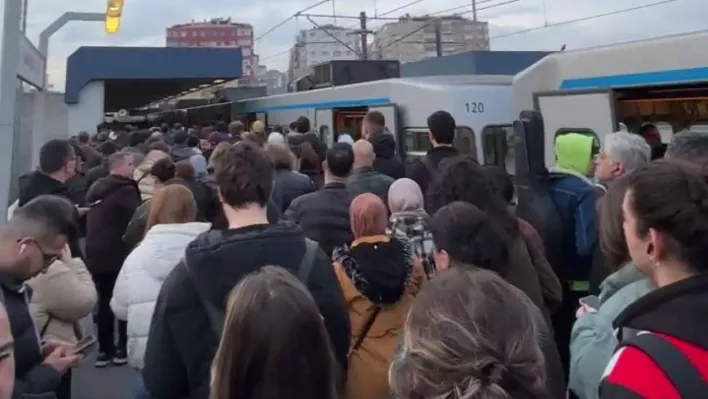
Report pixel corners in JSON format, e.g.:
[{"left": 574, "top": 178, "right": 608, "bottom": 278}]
[{"left": 65, "top": 46, "right": 243, "bottom": 112}]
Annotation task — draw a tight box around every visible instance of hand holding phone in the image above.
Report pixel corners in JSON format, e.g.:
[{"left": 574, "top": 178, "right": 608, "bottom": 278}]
[{"left": 73, "top": 335, "right": 97, "bottom": 355}]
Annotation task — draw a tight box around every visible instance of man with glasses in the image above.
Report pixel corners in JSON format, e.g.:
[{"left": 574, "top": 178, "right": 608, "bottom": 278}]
[{"left": 0, "top": 195, "right": 82, "bottom": 398}]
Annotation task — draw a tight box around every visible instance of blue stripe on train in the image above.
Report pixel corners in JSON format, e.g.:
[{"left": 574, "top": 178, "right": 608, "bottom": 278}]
[
  {"left": 243, "top": 97, "right": 392, "bottom": 113},
  {"left": 560, "top": 67, "right": 708, "bottom": 90}
]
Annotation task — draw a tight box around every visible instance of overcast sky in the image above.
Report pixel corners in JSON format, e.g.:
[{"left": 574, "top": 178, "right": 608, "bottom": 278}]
[{"left": 22, "top": 0, "right": 703, "bottom": 90}]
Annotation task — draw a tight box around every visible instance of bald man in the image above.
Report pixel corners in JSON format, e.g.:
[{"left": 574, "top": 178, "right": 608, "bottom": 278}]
[{"left": 347, "top": 140, "right": 395, "bottom": 202}]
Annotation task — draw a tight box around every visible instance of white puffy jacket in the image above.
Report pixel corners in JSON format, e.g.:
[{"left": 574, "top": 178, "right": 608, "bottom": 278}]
[{"left": 110, "top": 222, "right": 210, "bottom": 369}]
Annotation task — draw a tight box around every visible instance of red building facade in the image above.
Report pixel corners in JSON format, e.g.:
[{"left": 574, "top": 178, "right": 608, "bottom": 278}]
[{"left": 166, "top": 19, "right": 256, "bottom": 80}]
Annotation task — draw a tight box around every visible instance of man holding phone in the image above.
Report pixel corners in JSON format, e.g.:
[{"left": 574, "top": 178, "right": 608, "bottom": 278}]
[{"left": 0, "top": 196, "right": 85, "bottom": 398}]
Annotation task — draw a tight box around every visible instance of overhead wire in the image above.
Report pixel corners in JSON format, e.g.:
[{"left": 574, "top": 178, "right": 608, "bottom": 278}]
[
  {"left": 255, "top": 0, "right": 331, "bottom": 42},
  {"left": 491, "top": 0, "right": 679, "bottom": 40}
]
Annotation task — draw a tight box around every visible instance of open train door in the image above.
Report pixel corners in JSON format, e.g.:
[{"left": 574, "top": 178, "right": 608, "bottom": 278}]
[
  {"left": 368, "top": 104, "right": 399, "bottom": 152},
  {"left": 315, "top": 108, "right": 334, "bottom": 147},
  {"left": 535, "top": 90, "right": 616, "bottom": 167}
]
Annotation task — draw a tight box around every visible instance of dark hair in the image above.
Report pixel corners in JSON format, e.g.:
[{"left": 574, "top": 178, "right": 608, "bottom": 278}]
[
  {"left": 175, "top": 160, "right": 196, "bottom": 180},
  {"left": 325, "top": 143, "right": 354, "bottom": 178},
  {"left": 186, "top": 135, "right": 200, "bottom": 148},
  {"left": 173, "top": 131, "right": 188, "bottom": 145},
  {"left": 598, "top": 174, "right": 632, "bottom": 269},
  {"left": 12, "top": 195, "right": 77, "bottom": 240},
  {"left": 294, "top": 116, "right": 311, "bottom": 134},
  {"left": 98, "top": 141, "right": 117, "bottom": 156},
  {"left": 128, "top": 132, "right": 142, "bottom": 147},
  {"left": 77, "top": 131, "right": 90, "bottom": 144},
  {"left": 214, "top": 141, "right": 274, "bottom": 208},
  {"left": 637, "top": 123, "right": 657, "bottom": 138},
  {"left": 627, "top": 160, "right": 708, "bottom": 272},
  {"left": 666, "top": 130, "right": 708, "bottom": 166},
  {"left": 364, "top": 111, "right": 385, "bottom": 127},
  {"left": 265, "top": 143, "right": 294, "bottom": 170},
  {"left": 427, "top": 111, "right": 456, "bottom": 145},
  {"left": 150, "top": 158, "right": 176, "bottom": 183},
  {"left": 429, "top": 156, "right": 519, "bottom": 237},
  {"left": 484, "top": 165, "right": 514, "bottom": 204},
  {"left": 303, "top": 132, "right": 326, "bottom": 163},
  {"left": 299, "top": 141, "right": 322, "bottom": 172},
  {"left": 430, "top": 201, "right": 510, "bottom": 277},
  {"left": 210, "top": 266, "right": 339, "bottom": 399},
  {"left": 39, "top": 140, "right": 74, "bottom": 174},
  {"left": 214, "top": 121, "right": 228, "bottom": 133}
]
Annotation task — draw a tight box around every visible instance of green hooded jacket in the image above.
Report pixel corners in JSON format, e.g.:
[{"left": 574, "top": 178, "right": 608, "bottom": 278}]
[{"left": 555, "top": 133, "right": 595, "bottom": 176}]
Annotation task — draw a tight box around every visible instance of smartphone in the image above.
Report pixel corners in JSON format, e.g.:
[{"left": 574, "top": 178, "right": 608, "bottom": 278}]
[
  {"left": 579, "top": 295, "right": 601, "bottom": 310},
  {"left": 74, "top": 335, "right": 97, "bottom": 355}
]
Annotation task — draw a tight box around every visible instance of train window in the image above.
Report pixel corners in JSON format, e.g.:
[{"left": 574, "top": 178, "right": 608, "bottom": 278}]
[
  {"left": 481, "top": 125, "right": 516, "bottom": 175},
  {"left": 403, "top": 129, "right": 432, "bottom": 162},
  {"left": 454, "top": 126, "right": 477, "bottom": 161}
]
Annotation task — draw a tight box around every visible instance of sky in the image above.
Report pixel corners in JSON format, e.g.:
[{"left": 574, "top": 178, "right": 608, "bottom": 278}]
[{"left": 21, "top": 0, "right": 705, "bottom": 91}]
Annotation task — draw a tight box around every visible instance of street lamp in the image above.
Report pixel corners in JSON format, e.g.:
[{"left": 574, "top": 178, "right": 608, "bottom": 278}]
[{"left": 105, "top": 0, "right": 124, "bottom": 34}]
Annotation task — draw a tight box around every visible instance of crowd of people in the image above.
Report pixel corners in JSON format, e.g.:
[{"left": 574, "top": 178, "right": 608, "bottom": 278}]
[{"left": 0, "top": 111, "right": 705, "bottom": 399}]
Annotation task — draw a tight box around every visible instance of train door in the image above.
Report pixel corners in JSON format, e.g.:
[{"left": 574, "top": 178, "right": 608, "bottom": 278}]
[
  {"left": 534, "top": 90, "right": 616, "bottom": 167},
  {"left": 315, "top": 108, "right": 334, "bottom": 147},
  {"left": 255, "top": 112, "right": 267, "bottom": 127}
]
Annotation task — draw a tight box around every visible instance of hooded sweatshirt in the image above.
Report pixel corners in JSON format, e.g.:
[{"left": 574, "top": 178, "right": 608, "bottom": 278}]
[
  {"left": 369, "top": 130, "right": 405, "bottom": 180},
  {"left": 333, "top": 236, "right": 424, "bottom": 399},
  {"left": 141, "top": 222, "right": 350, "bottom": 399},
  {"left": 548, "top": 133, "right": 600, "bottom": 284}
]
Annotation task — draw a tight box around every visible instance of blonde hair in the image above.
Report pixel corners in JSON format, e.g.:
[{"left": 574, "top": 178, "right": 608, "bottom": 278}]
[
  {"left": 145, "top": 185, "right": 197, "bottom": 233},
  {"left": 209, "top": 142, "right": 232, "bottom": 167},
  {"left": 390, "top": 268, "right": 545, "bottom": 399},
  {"left": 251, "top": 120, "right": 266, "bottom": 134},
  {"left": 210, "top": 266, "right": 339, "bottom": 399}
]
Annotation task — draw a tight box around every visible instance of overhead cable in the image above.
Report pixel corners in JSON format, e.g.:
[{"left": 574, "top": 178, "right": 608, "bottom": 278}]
[
  {"left": 255, "top": 0, "right": 331, "bottom": 42},
  {"left": 491, "top": 0, "right": 679, "bottom": 40}
]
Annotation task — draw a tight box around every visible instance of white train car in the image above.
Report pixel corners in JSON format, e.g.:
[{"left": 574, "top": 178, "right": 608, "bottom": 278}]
[
  {"left": 513, "top": 29, "right": 708, "bottom": 166},
  {"left": 234, "top": 75, "right": 517, "bottom": 167}
]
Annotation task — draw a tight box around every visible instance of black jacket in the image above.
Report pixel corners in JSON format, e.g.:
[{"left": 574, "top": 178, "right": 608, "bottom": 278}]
[
  {"left": 85, "top": 162, "right": 109, "bottom": 193},
  {"left": 272, "top": 168, "right": 316, "bottom": 214},
  {"left": 347, "top": 166, "right": 394, "bottom": 204},
  {"left": 284, "top": 182, "right": 355, "bottom": 256},
  {"left": 408, "top": 146, "right": 459, "bottom": 202},
  {"left": 142, "top": 223, "right": 351, "bottom": 399},
  {"left": 167, "top": 178, "right": 221, "bottom": 223},
  {"left": 85, "top": 175, "right": 141, "bottom": 275},
  {"left": 17, "top": 172, "right": 83, "bottom": 258},
  {"left": 0, "top": 275, "right": 61, "bottom": 397},
  {"left": 370, "top": 131, "right": 406, "bottom": 180}
]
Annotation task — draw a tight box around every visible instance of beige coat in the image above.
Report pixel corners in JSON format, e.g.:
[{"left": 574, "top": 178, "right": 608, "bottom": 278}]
[
  {"left": 134, "top": 150, "right": 170, "bottom": 200},
  {"left": 27, "top": 258, "right": 97, "bottom": 343}
]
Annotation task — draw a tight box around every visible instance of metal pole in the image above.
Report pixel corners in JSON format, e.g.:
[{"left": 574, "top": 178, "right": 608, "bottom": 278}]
[
  {"left": 0, "top": 0, "right": 23, "bottom": 220},
  {"left": 359, "top": 11, "right": 368, "bottom": 60},
  {"left": 20, "top": 0, "right": 28, "bottom": 33},
  {"left": 32, "top": 12, "right": 104, "bottom": 169},
  {"left": 472, "top": 0, "right": 478, "bottom": 21},
  {"left": 434, "top": 19, "right": 442, "bottom": 57}
]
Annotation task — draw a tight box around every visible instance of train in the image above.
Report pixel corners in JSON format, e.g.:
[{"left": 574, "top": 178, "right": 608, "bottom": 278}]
[{"left": 159, "top": 28, "right": 708, "bottom": 171}]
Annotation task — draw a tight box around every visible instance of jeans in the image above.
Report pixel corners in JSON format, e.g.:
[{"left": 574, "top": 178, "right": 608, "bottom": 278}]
[{"left": 94, "top": 272, "right": 127, "bottom": 356}]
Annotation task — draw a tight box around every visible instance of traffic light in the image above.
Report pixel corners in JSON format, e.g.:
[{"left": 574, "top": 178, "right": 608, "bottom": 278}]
[{"left": 105, "top": 0, "right": 124, "bottom": 34}]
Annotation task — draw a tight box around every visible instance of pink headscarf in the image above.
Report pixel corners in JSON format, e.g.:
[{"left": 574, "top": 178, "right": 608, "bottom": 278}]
[{"left": 350, "top": 193, "right": 389, "bottom": 239}]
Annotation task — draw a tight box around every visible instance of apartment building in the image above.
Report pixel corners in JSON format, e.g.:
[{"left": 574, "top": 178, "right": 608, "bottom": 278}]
[
  {"left": 288, "top": 25, "right": 361, "bottom": 82},
  {"left": 370, "top": 16, "right": 490, "bottom": 63}
]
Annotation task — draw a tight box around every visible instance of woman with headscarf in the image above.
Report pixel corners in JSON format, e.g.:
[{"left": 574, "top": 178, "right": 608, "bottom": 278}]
[
  {"left": 332, "top": 193, "right": 425, "bottom": 399},
  {"left": 386, "top": 178, "right": 436, "bottom": 279},
  {"left": 267, "top": 132, "right": 286, "bottom": 145}
]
